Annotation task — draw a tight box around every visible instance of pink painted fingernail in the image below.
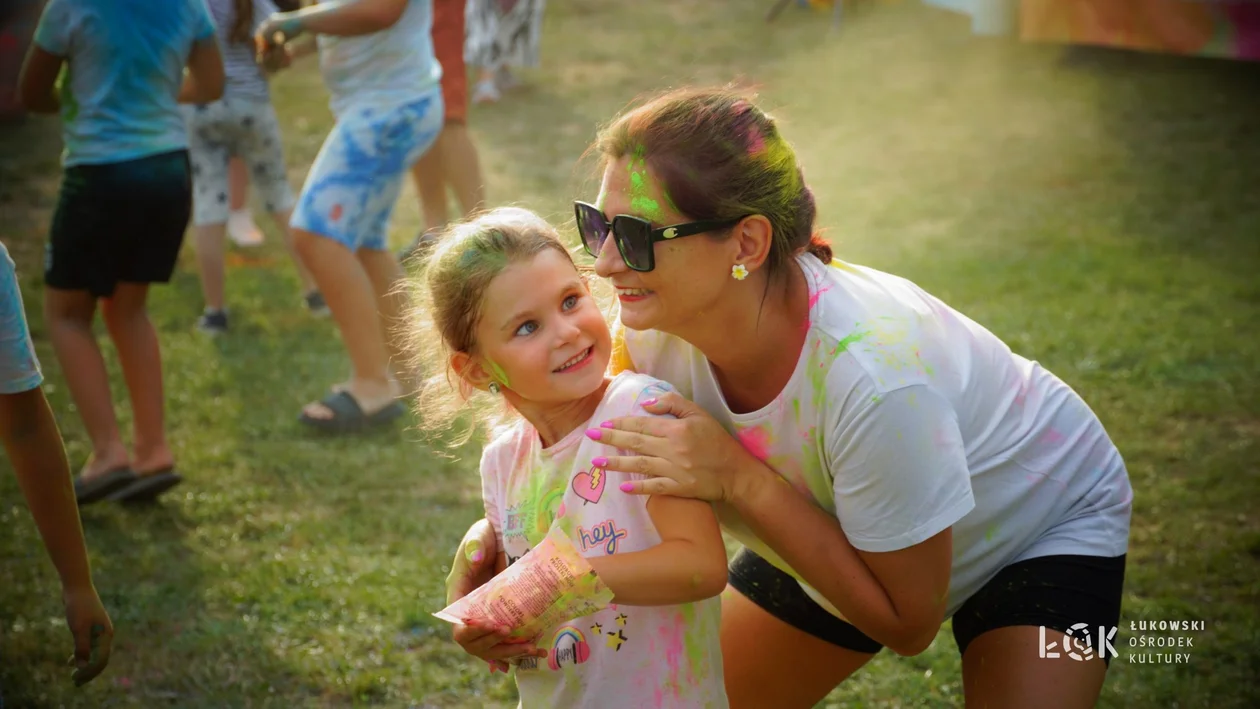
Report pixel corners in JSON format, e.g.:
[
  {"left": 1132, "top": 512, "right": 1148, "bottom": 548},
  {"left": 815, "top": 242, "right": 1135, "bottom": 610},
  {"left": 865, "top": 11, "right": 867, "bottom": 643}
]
[
  {"left": 641, "top": 397, "right": 657, "bottom": 406},
  {"left": 591, "top": 456, "right": 608, "bottom": 467},
  {"left": 585, "top": 428, "right": 602, "bottom": 440},
  {"left": 620, "top": 482, "right": 634, "bottom": 493},
  {"left": 600, "top": 420, "right": 615, "bottom": 428},
  {"left": 469, "top": 550, "right": 483, "bottom": 563}
]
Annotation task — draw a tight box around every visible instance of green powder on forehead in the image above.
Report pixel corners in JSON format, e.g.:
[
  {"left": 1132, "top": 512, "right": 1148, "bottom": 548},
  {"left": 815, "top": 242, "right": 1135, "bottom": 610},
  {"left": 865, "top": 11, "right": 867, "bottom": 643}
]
[{"left": 626, "top": 144, "right": 667, "bottom": 223}]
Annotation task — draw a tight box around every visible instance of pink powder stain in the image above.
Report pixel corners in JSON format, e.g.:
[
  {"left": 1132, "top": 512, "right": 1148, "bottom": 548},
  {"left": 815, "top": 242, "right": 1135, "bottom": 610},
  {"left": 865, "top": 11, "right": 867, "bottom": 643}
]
[
  {"left": 656, "top": 614, "right": 686, "bottom": 702},
  {"left": 746, "top": 127, "right": 766, "bottom": 155},
  {"left": 737, "top": 425, "right": 773, "bottom": 462},
  {"left": 1040, "top": 429, "right": 1066, "bottom": 446},
  {"left": 808, "top": 285, "right": 832, "bottom": 310}
]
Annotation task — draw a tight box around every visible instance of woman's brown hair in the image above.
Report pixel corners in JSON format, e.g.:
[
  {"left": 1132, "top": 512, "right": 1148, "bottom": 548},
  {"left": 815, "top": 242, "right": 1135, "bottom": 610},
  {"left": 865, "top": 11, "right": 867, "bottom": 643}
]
[{"left": 593, "top": 86, "right": 831, "bottom": 279}]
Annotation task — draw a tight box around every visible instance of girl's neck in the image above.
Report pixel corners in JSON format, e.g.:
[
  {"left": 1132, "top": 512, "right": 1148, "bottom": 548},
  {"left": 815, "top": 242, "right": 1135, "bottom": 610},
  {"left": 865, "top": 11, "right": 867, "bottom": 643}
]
[
  {"left": 669, "top": 260, "right": 811, "bottom": 414},
  {"left": 512, "top": 377, "right": 612, "bottom": 448}
]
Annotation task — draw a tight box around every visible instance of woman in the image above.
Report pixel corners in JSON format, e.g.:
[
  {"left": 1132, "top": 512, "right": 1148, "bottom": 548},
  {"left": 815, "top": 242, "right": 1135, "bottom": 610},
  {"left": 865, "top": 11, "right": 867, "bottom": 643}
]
[{"left": 446, "top": 87, "right": 1132, "bottom": 708}]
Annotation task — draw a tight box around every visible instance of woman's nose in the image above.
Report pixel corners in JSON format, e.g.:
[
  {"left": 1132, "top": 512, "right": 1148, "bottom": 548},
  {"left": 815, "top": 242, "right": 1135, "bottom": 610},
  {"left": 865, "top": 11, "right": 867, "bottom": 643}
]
[{"left": 593, "top": 232, "right": 624, "bottom": 278}]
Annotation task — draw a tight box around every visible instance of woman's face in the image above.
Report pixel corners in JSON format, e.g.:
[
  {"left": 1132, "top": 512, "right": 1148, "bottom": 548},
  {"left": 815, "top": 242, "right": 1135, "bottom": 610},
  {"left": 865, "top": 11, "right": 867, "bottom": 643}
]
[{"left": 592, "top": 157, "right": 737, "bottom": 334}]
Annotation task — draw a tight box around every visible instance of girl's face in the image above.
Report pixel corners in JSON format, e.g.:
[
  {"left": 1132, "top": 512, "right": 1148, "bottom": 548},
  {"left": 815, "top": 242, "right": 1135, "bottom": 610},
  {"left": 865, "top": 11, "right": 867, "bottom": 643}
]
[
  {"left": 592, "top": 156, "right": 737, "bottom": 335},
  {"left": 470, "top": 249, "right": 611, "bottom": 404}
]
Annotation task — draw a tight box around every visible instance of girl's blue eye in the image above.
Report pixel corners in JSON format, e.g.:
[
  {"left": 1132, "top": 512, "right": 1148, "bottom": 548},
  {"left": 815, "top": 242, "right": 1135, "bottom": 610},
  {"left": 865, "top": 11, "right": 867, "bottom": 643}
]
[
  {"left": 515, "top": 321, "right": 538, "bottom": 337},
  {"left": 562, "top": 295, "right": 579, "bottom": 310}
]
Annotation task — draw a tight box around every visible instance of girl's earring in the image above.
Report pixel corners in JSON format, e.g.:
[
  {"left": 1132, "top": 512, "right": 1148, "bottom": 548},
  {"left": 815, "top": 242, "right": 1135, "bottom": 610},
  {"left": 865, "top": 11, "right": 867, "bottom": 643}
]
[
  {"left": 488, "top": 382, "right": 501, "bottom": 395},
  {"left": 731, "top": 264, "right": 749, "bottom": 281}
]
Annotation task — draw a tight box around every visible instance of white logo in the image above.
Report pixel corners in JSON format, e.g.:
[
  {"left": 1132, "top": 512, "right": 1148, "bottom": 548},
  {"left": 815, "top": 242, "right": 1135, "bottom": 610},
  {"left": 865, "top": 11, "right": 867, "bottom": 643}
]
[{"left": 1039, "top": 623, "right": 1117, "bottom": 661}]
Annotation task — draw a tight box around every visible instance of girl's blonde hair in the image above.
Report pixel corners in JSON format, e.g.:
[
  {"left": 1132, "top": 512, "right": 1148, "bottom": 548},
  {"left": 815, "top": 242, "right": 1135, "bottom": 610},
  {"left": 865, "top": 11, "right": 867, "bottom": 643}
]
[{"left": 402, "top": 207, "right": 582, "bottom": 445}]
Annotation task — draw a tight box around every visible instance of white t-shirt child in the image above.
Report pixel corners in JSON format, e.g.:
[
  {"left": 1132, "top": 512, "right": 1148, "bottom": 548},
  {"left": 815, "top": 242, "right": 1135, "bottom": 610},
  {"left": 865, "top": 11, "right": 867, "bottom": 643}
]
[
  {"left": 480, "top": 371, "right": 728, "bottom": 709},
  {"left": 617, "top": 253, "right": 1132, "bottom": 621}
]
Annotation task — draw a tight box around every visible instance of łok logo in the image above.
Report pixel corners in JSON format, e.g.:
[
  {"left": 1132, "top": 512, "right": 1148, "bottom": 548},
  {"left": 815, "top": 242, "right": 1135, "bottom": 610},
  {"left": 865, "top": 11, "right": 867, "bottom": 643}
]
[{"left": 1039, "top": 623, "right": 1117, "bottom": 661}]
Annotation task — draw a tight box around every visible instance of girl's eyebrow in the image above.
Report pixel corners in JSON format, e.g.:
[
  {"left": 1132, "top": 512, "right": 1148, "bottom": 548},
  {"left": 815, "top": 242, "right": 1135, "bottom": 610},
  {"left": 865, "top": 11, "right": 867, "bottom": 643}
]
[{"left": 497, "top": 279, "right": 585, "bottom": 331}]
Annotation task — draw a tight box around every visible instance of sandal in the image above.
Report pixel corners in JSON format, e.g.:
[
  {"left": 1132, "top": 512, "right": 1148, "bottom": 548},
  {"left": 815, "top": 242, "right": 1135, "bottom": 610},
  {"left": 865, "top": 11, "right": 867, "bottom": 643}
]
[
  {"left": 74, "top": 467, "right": 138, "bottom": 505},
  {"left": 298, "top": 390, "right": 406, "bottom": 434},
  {"left": 106, "top": 468, "right": 184, "bottom": 503}
]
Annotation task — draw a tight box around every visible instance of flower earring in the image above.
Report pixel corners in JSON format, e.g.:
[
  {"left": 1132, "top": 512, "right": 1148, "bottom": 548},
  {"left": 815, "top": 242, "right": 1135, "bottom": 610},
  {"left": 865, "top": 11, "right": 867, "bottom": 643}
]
[
  {"left": 731, "top": 264, "right": 749, "bottom": 281},
  {"left": 488, "top": 382, "right": 501, "bottom": 394}
]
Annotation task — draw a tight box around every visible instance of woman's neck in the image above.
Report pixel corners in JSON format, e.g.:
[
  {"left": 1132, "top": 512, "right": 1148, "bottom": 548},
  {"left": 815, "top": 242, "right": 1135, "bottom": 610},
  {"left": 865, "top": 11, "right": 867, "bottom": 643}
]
[
  {"left": 511, "top": 378, "right": 612, "bottom": 448},
  {"left": 670, "top": 261, "right": 812, "bottom": 414}
]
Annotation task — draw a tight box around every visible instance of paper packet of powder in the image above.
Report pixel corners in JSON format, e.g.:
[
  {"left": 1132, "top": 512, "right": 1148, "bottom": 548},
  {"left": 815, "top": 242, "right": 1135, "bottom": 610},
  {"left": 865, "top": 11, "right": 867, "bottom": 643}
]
[{"left": 434, "top": 526, "right": 613, "bottom": 642}]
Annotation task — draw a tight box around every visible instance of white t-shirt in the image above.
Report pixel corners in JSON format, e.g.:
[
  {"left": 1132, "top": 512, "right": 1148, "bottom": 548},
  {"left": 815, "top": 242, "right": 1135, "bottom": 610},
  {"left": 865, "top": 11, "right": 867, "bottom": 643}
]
[
  {"left": 316, "top": 0, "right": 442, "bottom": 115},
  {"left": 480, "top": 372, "right": 727, "bottom": 709},
  {"left": 618, "top": 254, "right": 1132, "bottom": 620}
]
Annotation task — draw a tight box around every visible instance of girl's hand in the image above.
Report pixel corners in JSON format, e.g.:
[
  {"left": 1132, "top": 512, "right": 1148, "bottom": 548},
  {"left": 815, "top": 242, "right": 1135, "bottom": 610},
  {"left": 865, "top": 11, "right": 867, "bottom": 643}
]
[
  {"left": 586, "top": 392, "right": 763, "bottom": 504},
  {"left": 255, "top": 13, "right": 302, "bottom": 54},
  {"left": 452, "top": 620, "right": 546, "bottom": 669},
  {"left": 62, "top": 584, "right": 113, "bottom": 686}
]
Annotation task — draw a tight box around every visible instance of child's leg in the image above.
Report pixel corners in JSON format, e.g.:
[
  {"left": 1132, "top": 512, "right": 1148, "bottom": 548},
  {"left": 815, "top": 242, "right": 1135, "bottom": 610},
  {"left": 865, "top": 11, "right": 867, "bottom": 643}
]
[
  {"left": 441, "top": 122, "right": 485, "bottom": 217},
  {"left": 410, "top": 139, "right": 450, "bottom": 234},
  {"left": 42, "top": 289, "right": 129, "bottom": 477},
  {"left": 271, "top": 210, "right": 318, "bottom": 295},
  {"left": 227, "top": 156, "right": 263, "bottom": 247},
  {"left": 356, "top": 247, "right": 411, "bottom": 389},
  {"left": 186, "top": 102, "right": 233, "bottom": 314},
  {"left": 291, "top": 93, "right": 443, "bottom": 425},
  {"left": 99, "top": 283, "right": 172, "bottom": 475},
  {"left": 293, "top": 228, "right": 398, "bottom": 417}
]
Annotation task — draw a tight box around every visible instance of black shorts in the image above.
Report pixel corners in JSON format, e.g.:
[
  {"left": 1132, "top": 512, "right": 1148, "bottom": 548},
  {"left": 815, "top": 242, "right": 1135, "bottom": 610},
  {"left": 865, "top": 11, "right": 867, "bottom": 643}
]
[
  {"left": 45, "top": 149, "right": 191, "bottom": 298},
  {"left": 728, "top": 548, "right": 1127, "bottom": 665}
]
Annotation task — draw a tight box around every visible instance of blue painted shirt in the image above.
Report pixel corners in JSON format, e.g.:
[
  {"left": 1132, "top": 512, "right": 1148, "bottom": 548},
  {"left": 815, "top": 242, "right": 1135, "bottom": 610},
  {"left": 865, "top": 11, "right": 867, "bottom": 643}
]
[
  {"left": 0, "top": 241, "right": 43, "bottom": 395},
  {"left": 33, "top": 0, "right": 217, "bottom": 167}
]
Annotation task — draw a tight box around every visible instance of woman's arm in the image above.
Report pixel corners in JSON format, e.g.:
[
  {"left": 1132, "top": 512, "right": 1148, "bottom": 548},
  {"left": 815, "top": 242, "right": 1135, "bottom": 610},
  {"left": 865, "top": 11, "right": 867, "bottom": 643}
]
[
  {"left": 596, "top": 390, "right": 965, "bottom": 656},
  {"left": 259, "top": 0, "right": 408, "bottom": 41},
  {"left": 17, "top": 45, "right": 63, "bottom": 114},
  {"left": 585, "top": 495, "right": 727, "bottom": 606},
  {"left": 178, "top": 38, "right": 225, "bottom": 104},
  {"left": 730, "top": 461, "right": 952, "bottom": 656}
]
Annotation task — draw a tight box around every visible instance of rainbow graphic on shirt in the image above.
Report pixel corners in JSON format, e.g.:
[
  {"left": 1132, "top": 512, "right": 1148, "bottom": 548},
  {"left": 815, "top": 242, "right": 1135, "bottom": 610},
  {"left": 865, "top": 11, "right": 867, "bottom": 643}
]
[{"left": 547, "top": 626, "right": 591, "bottom": 670}]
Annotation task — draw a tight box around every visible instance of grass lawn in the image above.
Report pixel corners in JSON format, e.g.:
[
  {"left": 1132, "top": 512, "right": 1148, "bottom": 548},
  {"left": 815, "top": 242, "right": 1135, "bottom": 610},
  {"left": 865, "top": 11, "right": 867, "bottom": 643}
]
[{"left": 2, "top": 1, "right": 1258, "bottom": 706}]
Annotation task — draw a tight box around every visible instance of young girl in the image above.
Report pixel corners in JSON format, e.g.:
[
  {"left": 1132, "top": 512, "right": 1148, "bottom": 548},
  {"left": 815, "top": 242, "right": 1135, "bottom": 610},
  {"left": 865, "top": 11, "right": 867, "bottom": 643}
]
[
  {"left": 19, "top": 0, "right": 224, "bottom": 504},
  {"left": 255, "top": 0, "right": 444, "bottom": 432},
  {"left": 187, "top": 0, "right": 323, "bottom": 334},
  {"left": 409, "top": 208, "right": 729, "bottom": 707}
]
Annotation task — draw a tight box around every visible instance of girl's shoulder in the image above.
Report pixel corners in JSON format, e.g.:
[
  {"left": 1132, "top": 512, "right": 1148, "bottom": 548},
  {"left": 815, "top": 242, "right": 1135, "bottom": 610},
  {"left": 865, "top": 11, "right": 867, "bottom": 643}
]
[{"left": 599, "top": 372, "right": 676, "bottom": 420}]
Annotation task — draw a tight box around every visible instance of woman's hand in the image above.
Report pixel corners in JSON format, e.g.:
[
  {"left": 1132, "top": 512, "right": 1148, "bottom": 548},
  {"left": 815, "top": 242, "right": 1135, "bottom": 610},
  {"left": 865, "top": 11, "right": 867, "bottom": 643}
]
[
  {"left": 585, "top": 391, "right": 766, "bottom": 504},
  {"left": 62, "top": 584, "right": 113, "bottom": 686}
]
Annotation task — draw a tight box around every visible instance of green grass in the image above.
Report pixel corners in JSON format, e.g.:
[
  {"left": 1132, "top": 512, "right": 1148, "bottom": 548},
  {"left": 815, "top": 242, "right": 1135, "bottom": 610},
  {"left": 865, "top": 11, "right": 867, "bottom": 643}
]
[{"left": 2, "top": 1, "right": 1258, "bottom": 706}]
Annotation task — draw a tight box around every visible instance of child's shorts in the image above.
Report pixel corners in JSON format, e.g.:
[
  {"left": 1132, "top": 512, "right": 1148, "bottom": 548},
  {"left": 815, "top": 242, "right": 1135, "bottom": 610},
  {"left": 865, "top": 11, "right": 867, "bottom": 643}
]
[
  {"left": 290, "top": 90, "right": 443, "bottom": 252},
  {"left": 45, "top": 149, "right": 191, "bottom": 298},
  {"left": 184, "top": 97, "right": 295, "bottom": 226}
]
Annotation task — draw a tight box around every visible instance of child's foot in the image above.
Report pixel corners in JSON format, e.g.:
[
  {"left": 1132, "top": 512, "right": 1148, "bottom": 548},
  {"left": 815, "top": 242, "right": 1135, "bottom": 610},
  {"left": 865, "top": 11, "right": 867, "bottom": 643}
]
[
  {"left": 304, "top": 291, "right": 331, "bottom": 317},
  {"left": 227, "top": 209, "right": 265, "bottom": 247},
  {"left": 198, "top": 309, "right": 229, "bottom": 335},
  {"left": 472, "top": 78, "right": 500, "bottom": 104},
  {"left": 300, "top": 379, "right": 404, "bottom": 433},
  {"left": 78, "top": 450, "right": 132, "bottom": 483}
]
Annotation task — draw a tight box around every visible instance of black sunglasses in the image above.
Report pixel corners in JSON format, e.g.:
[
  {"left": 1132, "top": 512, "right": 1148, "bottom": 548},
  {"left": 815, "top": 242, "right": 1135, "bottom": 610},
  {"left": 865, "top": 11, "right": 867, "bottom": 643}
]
[{"left": 574, "top": 201, "right": 744, "bottom": 272}]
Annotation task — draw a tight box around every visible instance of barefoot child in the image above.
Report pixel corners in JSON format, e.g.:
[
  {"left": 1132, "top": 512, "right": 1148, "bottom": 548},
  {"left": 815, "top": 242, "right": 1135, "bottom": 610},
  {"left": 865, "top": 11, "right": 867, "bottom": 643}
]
[
  {"left": 19, "top": 0, "right": 225, "bottom": 504},
  {"left": 408, "top": 208, "right": 729, "bottom": 707},
  {"left": 1, "top": 241, "right": 113, "bottom": 686}
]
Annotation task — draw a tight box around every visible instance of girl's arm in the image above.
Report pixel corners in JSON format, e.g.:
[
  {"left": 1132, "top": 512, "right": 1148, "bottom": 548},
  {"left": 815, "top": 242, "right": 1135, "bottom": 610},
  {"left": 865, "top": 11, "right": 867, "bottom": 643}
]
[
  {"left": 17, "top": 45, "right": 63, "bottom": 114},
  {"left": 585, "top": 495, "right": 728, "bottom": 606},
  {"left": 178, "top": 38, "right": 226, "bottom": 104},
  {"left": 261, "top": 0, "right": 408, "bottom": 40}
]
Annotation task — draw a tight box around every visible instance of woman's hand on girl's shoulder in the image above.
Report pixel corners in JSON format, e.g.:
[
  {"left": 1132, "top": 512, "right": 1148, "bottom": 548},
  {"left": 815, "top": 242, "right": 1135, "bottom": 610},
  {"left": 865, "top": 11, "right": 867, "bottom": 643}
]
[{"left": 588, "top": 391, "right": 762, "bottom": 504}]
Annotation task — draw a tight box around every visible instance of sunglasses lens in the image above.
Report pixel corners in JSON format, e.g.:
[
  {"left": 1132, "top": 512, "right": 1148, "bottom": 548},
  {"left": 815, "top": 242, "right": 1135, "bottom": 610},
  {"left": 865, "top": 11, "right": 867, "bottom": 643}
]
[
  {"left": 575, "top": 204, "right": 607, "bottom": 256},
  {"left": 613, "top": 218, "right": 652, "bottom": 270}
]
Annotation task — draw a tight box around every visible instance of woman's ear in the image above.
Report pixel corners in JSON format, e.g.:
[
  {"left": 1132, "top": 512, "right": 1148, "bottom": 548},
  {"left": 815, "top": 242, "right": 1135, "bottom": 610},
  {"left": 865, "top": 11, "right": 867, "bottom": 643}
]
[
  {"left": 450, "top": 351, "right": 493, "bottom": 392},
  {"left": 731, "top": 214, "right": 774, "bottom": 272}
]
